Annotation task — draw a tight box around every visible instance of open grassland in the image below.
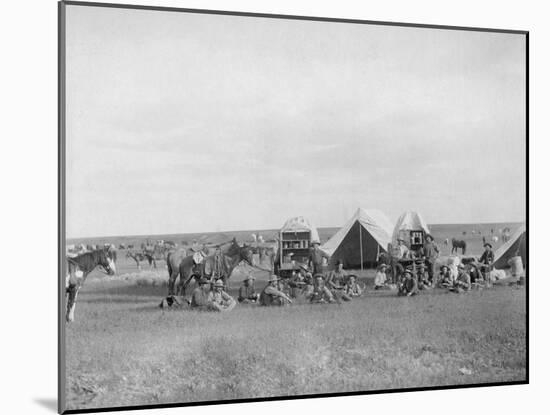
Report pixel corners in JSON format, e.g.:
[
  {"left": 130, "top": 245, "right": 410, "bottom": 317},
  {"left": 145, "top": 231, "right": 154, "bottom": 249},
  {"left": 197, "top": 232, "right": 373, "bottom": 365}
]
[{"left": 65, "top": 265, "right": 526, "bottom": 411}]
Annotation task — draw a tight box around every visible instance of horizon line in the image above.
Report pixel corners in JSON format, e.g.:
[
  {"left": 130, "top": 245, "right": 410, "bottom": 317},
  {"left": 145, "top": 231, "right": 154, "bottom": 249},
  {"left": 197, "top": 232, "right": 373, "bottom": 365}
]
[{"left": 66, "top": 219, "right": 525, "bottom": 242}]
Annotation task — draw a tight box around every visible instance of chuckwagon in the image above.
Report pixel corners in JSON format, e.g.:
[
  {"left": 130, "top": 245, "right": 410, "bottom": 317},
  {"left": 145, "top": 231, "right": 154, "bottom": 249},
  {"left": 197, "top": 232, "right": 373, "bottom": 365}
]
[
  {"left": 391, "top": 211, "right": 431, "bottom": 275},
  {"left": 276, "top": 216, "right": 321, "bottom": 279}
]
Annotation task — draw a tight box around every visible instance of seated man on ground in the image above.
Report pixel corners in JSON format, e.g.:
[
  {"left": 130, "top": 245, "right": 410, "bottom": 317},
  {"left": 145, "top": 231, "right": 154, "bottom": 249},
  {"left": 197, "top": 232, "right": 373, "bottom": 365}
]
[
  {"left": 437, "top": 265, "right": 453, "bottom": 288},
  {"left": 374, "top": 264, "right": 390, "bottom": 290},
  {"left": 190, "top": 277, "right": 214, "bottom": 311},
  {"left": 288, "top": 270, "right": 307, "bottom": 298},
  {"left": 327, "top": 260, "right": 349, "bottom": 300},
  {"left": 260, "top": 275, "right": 292, "bottom": 306},
  {"left": 344, "top": 274, "right": 363, "bottom": 298},
  {"left": 417, "top": 264, "right": 431, "bottom": 290},
  {"left": 307, "top": 274, "right": 336, "bottom": 303},
  {"left": 210, "top": 279, "right": 237, "bottom": 312},
  {"left": 450, "top": 264, "right": 471, "bottom": 293},
  {"left": 398, "top": 269, "right": 419, "bottom": 297},
  {"left": 238, "top": 274, "right": 260, "bottom": 303}
]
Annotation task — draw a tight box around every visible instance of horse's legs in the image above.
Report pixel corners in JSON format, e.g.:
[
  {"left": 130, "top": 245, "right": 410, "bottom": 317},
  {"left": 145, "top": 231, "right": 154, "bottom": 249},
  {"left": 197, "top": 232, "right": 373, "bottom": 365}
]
[
  {"left": 179, "top": 269, "right": 196, "bottom": 297},
  {"left": 167, "top": 264, "right": 179, "bottom": 298},
  {"left": 66, "top": 284, "right": 79, "bottom": 322}
]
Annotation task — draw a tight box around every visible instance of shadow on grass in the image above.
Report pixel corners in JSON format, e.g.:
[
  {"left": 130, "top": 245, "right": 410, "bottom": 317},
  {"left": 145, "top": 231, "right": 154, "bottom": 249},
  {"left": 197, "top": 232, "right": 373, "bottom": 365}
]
[
  {"left": 80, "top": 297, "right": 156, "bottom": 305},
  {"left": 34, "top": 398, "right": 57, "bottom": 412}
]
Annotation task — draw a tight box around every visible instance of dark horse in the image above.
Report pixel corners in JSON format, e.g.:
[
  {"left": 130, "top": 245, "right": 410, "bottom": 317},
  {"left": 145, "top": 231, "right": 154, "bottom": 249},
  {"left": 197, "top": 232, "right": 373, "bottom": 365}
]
[
  {"left": 451, "top": 238, "right": 467, "bottom": 255},
  {"left": 126, "top": 249, "right": 156, "bottom": 269},
  {"left": 66, "top": 248, "right": 116, "bottom": 322},
  {"left": 165, "top": 238, "right": 253, "bottom": 302}
]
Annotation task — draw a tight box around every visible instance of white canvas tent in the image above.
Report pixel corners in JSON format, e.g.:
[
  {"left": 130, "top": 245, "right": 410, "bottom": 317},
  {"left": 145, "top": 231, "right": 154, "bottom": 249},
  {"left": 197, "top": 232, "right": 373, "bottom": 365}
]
[
  {"left": 493, "top": 223, "right": 526, "bottom": 269},
  {"left": 321, "top": 208, "right": 394, "bottom": 269},
  {"left": 280, "top": 216, "right": 320, "bottom": 243},
  {"left": 392, "top": 211, "right": 431, "bottom": 247}
]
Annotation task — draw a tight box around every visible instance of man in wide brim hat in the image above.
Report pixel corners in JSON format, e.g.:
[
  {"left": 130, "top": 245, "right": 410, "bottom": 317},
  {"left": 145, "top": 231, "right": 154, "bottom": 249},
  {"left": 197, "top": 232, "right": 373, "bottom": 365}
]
[
  {"left": 483, "top": 242, "right": 493, "bottom": 249},
  {"left": 210, "top": 279, "right": 236, "bottom": 312},
  {"left": 190, "top": 277, "right": 213, "bottom": 310},
  {"left": 238, "top": 274, "right": 259, "bottom": 303},
  {"left": 260, "top": 275, "right": 292, "bottom": 306},
  {"left": 308, "top": 240, "right": 329, "bottom": 276},
  {"left": 398, "top": 269, "right": 418, "bottom": 297}
]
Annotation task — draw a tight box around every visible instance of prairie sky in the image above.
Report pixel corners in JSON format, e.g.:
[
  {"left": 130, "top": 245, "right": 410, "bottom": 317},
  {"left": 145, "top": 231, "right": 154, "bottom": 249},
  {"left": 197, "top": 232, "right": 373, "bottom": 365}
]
[{"left": 65, "top": 5, "right": 526, "bottom": 238}]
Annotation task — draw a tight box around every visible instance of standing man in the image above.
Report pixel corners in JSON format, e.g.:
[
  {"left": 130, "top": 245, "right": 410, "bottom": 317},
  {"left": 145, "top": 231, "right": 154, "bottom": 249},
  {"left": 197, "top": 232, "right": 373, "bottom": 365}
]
[
  {"left": 308, "top": 240, "right": 330, "bottom": 276},
  {"left": 260, "top": 275, "right": 292, "bottom": 306},
  {"left": 423, "top": 234, "right": 439, "bottom": 284},
  {"left": 479, "top": 242, "right": 495, "bottom": 280}
]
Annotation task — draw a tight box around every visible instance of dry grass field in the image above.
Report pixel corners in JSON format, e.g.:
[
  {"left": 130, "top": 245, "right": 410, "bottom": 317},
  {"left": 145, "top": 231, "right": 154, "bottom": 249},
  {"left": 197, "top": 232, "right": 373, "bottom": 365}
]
[
  {"left": 64, "top": 222, "right": 526, "bottom": 410},
  {"left": 65, "top": 262, "right": 526, "bottom": 410}
]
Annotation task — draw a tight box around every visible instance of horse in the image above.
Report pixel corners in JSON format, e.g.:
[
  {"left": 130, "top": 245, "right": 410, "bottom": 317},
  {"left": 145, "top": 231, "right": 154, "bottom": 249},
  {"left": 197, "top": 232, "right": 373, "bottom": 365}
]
[
  {"left": 126, "top": 250, "right": 155, "bottom": 270},
  {"left": 165, "top": 238, "right": 253, "bottom": 302},
  {"left": 66, "top": 248, "right": 116, "bottom": 322},
  {"left": 451, "top": 238, "right": 467, "bottom": 255}
]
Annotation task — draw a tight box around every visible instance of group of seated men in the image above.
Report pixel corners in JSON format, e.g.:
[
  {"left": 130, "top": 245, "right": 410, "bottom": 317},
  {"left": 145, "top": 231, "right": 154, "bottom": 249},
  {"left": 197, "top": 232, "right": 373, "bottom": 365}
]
[
  {"left": 188, "top": 260, "right": 365, "bottom": 311},
  {"left": 187, "top": 241, "right": 497, "bottom": 310}
]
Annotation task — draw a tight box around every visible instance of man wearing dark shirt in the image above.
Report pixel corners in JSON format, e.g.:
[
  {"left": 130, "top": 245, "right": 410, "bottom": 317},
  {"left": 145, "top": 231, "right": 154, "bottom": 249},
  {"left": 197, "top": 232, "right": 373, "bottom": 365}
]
[
  {"left": 238, "top": 275, "right": 259, "bottom": 303},
  {"left": 423, "top": 234, "right": 439, "bottom": 284},
  {"left": 260, "top": 275, "right": 292, "bottom": 306},
  {"left": 398, "top": 269, "right": 418, "bottom": 296},
  {"left": 479, "top": 243, "right": 495, "bottom": 276}
]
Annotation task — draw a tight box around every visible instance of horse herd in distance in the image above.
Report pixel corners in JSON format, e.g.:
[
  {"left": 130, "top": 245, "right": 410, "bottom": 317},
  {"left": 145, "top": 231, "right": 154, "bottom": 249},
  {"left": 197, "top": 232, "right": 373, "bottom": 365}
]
[{"left": 66, "top": 238, "right": 279, "bottom": 271}]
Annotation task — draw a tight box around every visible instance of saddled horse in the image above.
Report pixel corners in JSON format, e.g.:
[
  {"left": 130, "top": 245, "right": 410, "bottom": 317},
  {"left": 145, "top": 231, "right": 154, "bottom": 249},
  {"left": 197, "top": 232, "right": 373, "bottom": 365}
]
[
  {"left": 66, "top": 248, "right": 116, "bottom": 322},
  {"left": 165, "top": 238, "right": 253, "bottom": 302},
  {"left": 451, "top": 238, "right": 467, "bottom": 255}
]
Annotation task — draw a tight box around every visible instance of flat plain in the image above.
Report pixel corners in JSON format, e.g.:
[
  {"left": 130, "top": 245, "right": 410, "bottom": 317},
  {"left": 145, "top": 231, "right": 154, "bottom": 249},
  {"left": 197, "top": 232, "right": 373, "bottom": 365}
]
[{"left": 64, "top": 222, "right": 526, "bottom": 410}]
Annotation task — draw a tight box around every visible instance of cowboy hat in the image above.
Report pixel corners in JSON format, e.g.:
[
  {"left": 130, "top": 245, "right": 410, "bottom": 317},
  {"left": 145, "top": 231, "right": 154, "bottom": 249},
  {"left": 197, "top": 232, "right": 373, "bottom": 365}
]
[
  {"left": 311, "top": 240, "right": 321, "bottom": 245},
  {"left": 299, "top": 264, "right": 309, "bottom": 271},
  {"left": 377, "top": 264, "right": 387, "bottom": 270},
  {"left": 314, "top": 273, "right": 325, "bottom": 280},
  {"left": 268, "top": 275, "right": 280, "bottom": 282},
  {"left": 483, "top": 243, "right": 492, "bottom": 248},
  {"left": 198, "top": 277, "right": 211, "bottom": 285},
  {"left": 397, "top": 238, "right": 406, "bottom": 242},
  {"left": 425, "top": 234, "right": 434, "bottom": 241},
  {"left": 244, "top": 274, "right": 255, "bottom": 281},
  {"left": 403, "top": 269, "right": 413, "bottom": 276},
  {"left": 440, "top": 264, "right": 449, "bottom": 271},
  {"left": 213, "top": 279, "right": 224, "bottom": 288},
  {"left": 458, "top": 263, "right": 465, "bottom": 270}
]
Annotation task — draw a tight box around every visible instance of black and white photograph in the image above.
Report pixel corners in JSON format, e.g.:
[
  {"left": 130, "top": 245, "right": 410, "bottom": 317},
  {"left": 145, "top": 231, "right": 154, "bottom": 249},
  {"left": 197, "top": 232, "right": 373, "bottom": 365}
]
[{"left": 59, "top": 1, "right": 527, "bottom": 412}]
